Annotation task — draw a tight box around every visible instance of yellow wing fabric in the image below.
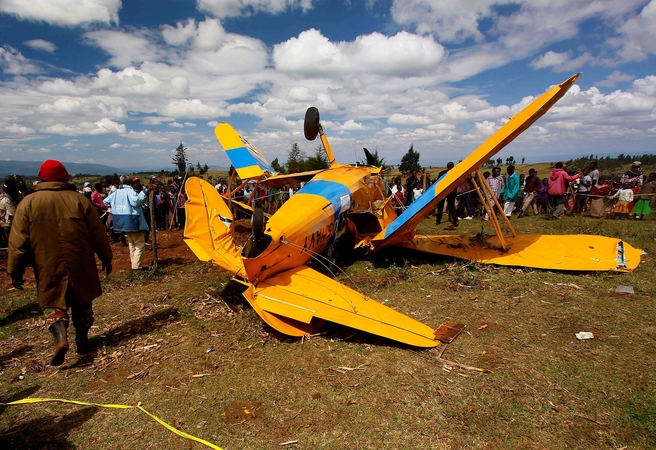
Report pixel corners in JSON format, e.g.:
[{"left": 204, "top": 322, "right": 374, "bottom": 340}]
[
  {"left": 243, "top": 265, "right": 439, "bottom": 348},
  {"left": 184, "top": 177, "right": 245, "bottom": 276},
  {"left": 402, "top": 234, "right": 642, "bottom": 272},
  {"left": 371, "top": 73, "right": 581, "bottom": 249}
]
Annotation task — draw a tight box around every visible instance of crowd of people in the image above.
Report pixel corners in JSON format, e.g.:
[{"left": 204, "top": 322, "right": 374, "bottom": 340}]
[{"left": 384, "top": 160, "right": 655, "bottom": 229}]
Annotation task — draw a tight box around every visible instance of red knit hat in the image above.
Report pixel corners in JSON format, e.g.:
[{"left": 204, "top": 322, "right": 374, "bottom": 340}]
[{"left": 38, "top": 160, "right": 70, "bottom": 181}]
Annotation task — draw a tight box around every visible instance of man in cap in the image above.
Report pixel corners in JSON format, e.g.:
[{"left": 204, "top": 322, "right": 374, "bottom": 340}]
[{"left": 7, "top": 160, "right": 113, "bottom": 366}]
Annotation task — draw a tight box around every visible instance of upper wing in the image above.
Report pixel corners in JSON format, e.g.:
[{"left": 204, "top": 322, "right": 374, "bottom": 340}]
[
  {"left": 370, "top": 73, "right": 581, "bottom": 249},
  {"left": 215, "top": 123, "right": 276, "bottom": 180},
  {"left": 242, "top": 265, "right": 439, "bottom": 347},
  {"left": 184, "top": 177, "right": 246, "bottom": 276}
]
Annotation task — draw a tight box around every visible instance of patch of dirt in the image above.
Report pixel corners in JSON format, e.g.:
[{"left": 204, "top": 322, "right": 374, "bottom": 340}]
[{"left": 221, "top": 400, "right": 263, "bottom": 425}]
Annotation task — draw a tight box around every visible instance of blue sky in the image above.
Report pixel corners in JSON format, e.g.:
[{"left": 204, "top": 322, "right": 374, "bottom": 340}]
[{"left": 1, "top": 0, "right": 655, "bottom": 170}]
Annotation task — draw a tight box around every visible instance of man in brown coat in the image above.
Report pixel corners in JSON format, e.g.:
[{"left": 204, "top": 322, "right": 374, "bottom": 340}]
[{"left": 8, "top": 160, "right": 113, "bottom": 366}]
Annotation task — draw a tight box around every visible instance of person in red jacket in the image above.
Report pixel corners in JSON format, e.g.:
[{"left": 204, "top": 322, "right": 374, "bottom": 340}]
[{"left": 547, "top": 162, "right": 580, "bottom": 220}]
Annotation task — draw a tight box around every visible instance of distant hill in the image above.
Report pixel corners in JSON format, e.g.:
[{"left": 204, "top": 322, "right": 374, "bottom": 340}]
[{"left": 0, "top": 161, "right": 122, "bottom": 177}]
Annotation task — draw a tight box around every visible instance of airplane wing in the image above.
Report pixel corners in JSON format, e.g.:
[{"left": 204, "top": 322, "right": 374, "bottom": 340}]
[
  {"left": 184, "top": 177, "right": 246, "bottom": 277},
  {"left": 402, "top": 234, "right": 642, "bottom": 272},
  {"left": 242, "top": 265, "right": 439, "bottom": 347},
  {"left": 215, "top": 123, "right": 277, "bottom": 180},
  {"left": 370, "top": 73, "right": 581, "bottom": 250}
]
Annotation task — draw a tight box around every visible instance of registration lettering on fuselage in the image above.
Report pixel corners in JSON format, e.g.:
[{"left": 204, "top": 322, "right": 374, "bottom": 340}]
[{"left": 302, "top": 222, "right": 335, "bottom": 253}]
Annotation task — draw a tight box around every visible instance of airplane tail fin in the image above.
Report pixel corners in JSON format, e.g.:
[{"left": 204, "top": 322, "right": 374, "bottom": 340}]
[
  {"left": 214, "top": 123, "right": 277, "bottom": 180},
  {"left": 184, "top": 177, "right": 246, "bottom": 277}
]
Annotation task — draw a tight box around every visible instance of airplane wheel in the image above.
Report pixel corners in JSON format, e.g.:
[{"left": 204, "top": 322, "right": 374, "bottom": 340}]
[
  {"left": 252, "top": 207, "right": 266, "bottom": 240},
  {"left": 304, "top": 107, "right": 320, "bottom": 141}
]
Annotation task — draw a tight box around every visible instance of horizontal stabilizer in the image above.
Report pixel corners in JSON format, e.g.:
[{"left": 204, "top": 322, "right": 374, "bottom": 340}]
[
  {"left": 402, "top": 234, "right": 642, "bottom": 272},
  {"left": 244, "top": 265, "right": 439, "bottom": 347},
  {"left": 215, "top": 123, "right": 276, "bottom": 180}
]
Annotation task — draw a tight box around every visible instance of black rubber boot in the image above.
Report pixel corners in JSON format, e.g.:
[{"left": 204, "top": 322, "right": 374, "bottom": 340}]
[
  {"left": 75, "top": 327, "right": 92, "bottom": 355},
  {"left": 49, "top": 321, "right": 69, "bottom": 366}
]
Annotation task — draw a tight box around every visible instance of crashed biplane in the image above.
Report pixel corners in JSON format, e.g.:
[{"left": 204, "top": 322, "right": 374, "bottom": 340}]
[{"left": 183, "top": 73, "right": 641, "bottom": 348}]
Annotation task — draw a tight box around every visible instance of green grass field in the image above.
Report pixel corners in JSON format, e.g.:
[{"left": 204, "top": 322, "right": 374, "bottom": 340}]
[{"left": 1, "top": 214, "right": 655, "bottom": 449}]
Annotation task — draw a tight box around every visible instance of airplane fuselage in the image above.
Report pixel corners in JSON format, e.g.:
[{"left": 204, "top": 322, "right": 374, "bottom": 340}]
[{"left": 242, "top": 165, "right": 385, "bottom": 283}]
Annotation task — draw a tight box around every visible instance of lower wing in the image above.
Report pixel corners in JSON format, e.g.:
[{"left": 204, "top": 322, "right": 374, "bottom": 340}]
[
  {"left": 401, "top": 234, "right": 642, "bottom": 272},
  {"left": 242, "top": 265, "right": 439, "bottom": 347}
]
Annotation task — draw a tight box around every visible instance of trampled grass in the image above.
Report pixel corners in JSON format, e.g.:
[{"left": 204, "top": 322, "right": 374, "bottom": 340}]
[{"left": 1, "top": 214, "right": 655, "bottom": 449}]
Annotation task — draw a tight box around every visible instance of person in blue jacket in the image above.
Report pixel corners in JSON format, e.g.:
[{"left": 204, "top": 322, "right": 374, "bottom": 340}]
[
  {"left": 104, "top": 176, "right": 150, "bottom": 271},
  {"left": 500, "top": 165, "right": 520, "bottom": 219}
]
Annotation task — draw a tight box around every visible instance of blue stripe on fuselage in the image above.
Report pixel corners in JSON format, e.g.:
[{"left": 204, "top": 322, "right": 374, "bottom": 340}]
[{"left": 298, "top": 179, "right": 351, "bottom": 244}]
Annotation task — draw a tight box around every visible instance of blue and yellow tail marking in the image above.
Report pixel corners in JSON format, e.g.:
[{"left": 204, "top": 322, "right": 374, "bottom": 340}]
[{"left": 215, "top": 123, "right": 275, "bottom": 179}]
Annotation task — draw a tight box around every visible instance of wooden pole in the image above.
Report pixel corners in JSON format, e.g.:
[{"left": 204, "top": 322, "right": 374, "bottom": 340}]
[
  {"left": 477, "top": 171, "right": 517, "bottom": 238},
  {"left": 149, "top": 189, "right": 158, "bottom": 269}
]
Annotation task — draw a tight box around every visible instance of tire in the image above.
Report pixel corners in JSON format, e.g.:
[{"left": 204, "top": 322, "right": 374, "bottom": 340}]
[
  {"left": 252, "top": 207, "right": 266, "bottom": 240},
  {"left": 304, "top": 107, "right": 320, "bottom": 141}
]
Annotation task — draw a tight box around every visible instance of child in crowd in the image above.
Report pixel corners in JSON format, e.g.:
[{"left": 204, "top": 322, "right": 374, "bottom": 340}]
[
  {"left": 589, "top": 177, "right": 610, "bottom": 218},
  {"left": 632, "top": 172, "right": 656, "bottom": 219},
  {"left": 611, "top": 182, "right": 634, "bottom": 220}
]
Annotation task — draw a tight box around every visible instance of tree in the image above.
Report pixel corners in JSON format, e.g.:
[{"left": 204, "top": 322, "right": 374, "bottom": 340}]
[
  {"left": 285, "top": 142, "right": 306, "bottom": 173},
  {"left": 188, "top": 163, "right": 195, "bottom": 175},
  {"left": 271, "top": 158, "right": 284, "bottom": 174},
  {"left": 202, "top": 163, "right": 209, "bottom": 175},
  {"left": 508, "top": 156, "right": 515, "bottom": 165},
  {"left": 399, "top": 144, "right": 421, "bottom": 175},
  {"left": 521, "top": 157, "right": 525, "bottom": 164},
  {"left": 306, "top": 145, "right": 330, "bottom": 171},
  {"left": 496, "top": 157, "right": 502, "bottom": 165},
  {"left": 172, "top": 142, "right": 189, "bottom": 173}
]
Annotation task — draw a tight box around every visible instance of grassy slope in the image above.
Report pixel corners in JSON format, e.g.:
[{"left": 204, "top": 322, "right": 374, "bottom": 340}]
[{"left": 1, "top": 215, "right": 655, "bottom": 449}]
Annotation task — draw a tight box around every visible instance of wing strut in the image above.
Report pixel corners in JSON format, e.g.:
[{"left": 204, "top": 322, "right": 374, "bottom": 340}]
[{"left": 470, "top": 171, "right": 517, "bottom": 251}]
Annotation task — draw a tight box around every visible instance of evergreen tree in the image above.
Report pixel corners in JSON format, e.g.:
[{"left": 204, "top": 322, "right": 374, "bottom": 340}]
[
  {"left": 285, "top": 142, "right": 306, "bottom": 173},
  {"left": 172, "top": 142, "right": 188, "bottom": 173},
  {"left": 306, "top": 144, "right": 330, "bottom": 171},
  {"left": 271, "top": 158, "right": 284, "bottom": 174},
  {"left": 398, "top": 144, "right": 421, "bottom": 175}
]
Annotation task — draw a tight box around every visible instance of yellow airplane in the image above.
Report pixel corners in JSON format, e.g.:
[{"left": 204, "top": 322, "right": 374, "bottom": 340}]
[{"left": 183, "top": 73, "right": 641, "bottom": 348}]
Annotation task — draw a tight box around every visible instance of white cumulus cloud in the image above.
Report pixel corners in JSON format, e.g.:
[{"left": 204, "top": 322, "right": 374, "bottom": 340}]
[
  {"left": 197, "top": 0, "right": 314, "bottom": 18},
  {"left": 0, "top": 0, "right": 121, "bottom": 27},
  {"left": 273, "top": 29, "right": 445, "bottom": 77},
  {"left": 24, "top": 39, "right": 56, "bottom": 53}
]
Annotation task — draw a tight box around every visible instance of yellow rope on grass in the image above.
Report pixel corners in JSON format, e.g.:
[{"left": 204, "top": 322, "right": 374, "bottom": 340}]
[{"left": 1, "top": 397, "right": 223, "bottom": 450}]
